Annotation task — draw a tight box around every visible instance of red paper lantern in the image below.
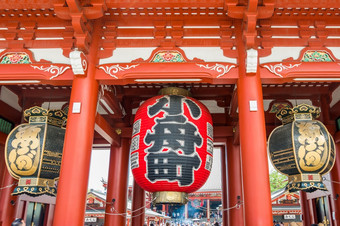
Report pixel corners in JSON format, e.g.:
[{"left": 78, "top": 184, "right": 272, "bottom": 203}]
[{"left": 130, "top": 93, "right": 213, "bottom": 204}]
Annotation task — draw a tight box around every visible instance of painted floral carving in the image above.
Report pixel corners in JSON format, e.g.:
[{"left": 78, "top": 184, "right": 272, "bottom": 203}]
[
  {"left": 301, "top": 50, "right": 334, "bottom": 62},
  {"left": 196, "top": 63, "right": 236, "bottom": 78},
  {"left": 30, "top": 65, "right": 71, "bottom": 80},
  {"left": 99, "top": 64, "right": 140, "bottom": 79},
  {"left": 0, "top": 52, "right": 32, "bottom": 64},
  {"left": 263, "top": 63, "right": 302, "bottom": 77},
  {"left": 151, "top": 51, "right": 186, "bottom": 63}
]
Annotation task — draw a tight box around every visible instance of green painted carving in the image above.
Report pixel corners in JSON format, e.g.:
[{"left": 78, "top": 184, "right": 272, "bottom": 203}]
[
  {"left": 0, "top": 52, "right": 32, "bottom": 64},
  {"left": 151, "top": 50, "right": 186, "bottom": 63},
  {"left": 301, "top": 50, "right": 334, "bottom": 62}
]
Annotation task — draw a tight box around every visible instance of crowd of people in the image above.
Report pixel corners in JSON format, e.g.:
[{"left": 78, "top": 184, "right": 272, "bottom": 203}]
[
  {"left": 148, "top": 221, "right": 220, "bottom": 226},
  {"left": 273, "top": 221, "right": 305, "bottom": 226}
]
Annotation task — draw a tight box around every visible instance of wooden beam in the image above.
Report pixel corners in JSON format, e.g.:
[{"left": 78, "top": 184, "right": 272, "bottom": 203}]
[
  {"left": 213, "top": 126, "right": 234, "bottom": 138},
  {"left": 94, "top": 113, "right": 120, "bottom": 146},
  {"left": 0, "top": 100, "right": 21, "bottom": 123},
  {"left": 99, "top": 86, "right": 123, "bottom": 118},
  {"left": 330, "top": 100, "right": 340, "bottom": 120},
  {"left": 263, "top": 86, "right": 330, "bottom": 98},
  {"left": 232, "top": 123, "right": 239, "bottom": 145},
  {"left": 229, "top": 86, "right": 238, "bottom": 117},
  {"left": 122, "top": 86, "right": 233, "bottom": 101}
]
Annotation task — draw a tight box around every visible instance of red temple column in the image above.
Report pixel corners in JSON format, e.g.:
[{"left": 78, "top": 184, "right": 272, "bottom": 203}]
[
  {"left": 0, "top": 133, "right": 17, "bottom": 225},
  {"left": 300, "top": 191, "right": 312, "bottom": 226},
  {"left": 104, "top": 139, "right": 130, "bottom": 226},
  {"left": 131, "top": 179, "right": 145, "bottom": 226},
  {"left": 162, "top": 205, "right": 166, "bottom": 215},
  {"left": 207, "top": 199, "right": 210, "bottom": 222},
  {"left": 53, "top": 22, "right": 100, "bottom": 226},
  {"left": 0, "top": 169, "right": 17, "bottom": 225},
  {"left": 237, "top": 43, "right": 273, "bottom": 224},
  {"left": 330, "top": 132, "right": 340, "bottom": 225},
  {"left": 0, "top": 143, "right": 6, "bottom": 191},
  {"left": 226, "top": 137, "right": 244, "bottom": 226},
  {"left": 220, "top": 144, "right": 228, "bottom": 226}
]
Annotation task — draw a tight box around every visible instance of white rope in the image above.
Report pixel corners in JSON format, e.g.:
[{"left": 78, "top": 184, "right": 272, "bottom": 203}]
[
  {"left": 220, "top": 202, "right": 243, "bottom": 211},
  {"left": 0, "top": 182, "right": 17, "bottom": 190},
  {"left": 109, "top": 196, "right": 157, "bottom": 215},
  {"left": 87, "top": 196, "right": 157, "bottom": 217},
  {"left": 87, "top": 198, "right": 243, "bottom": 219},
  {"left": 87, "top": 205, "right": 149, "bottom": 218},
  {"left": 323, "top": 178, "right": 340, "bottom": 184}
]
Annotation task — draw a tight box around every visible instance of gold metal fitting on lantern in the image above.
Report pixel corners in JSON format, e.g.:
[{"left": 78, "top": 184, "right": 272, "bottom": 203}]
[
  {"left": 153, "top": 191, "right": 188, "bottom": 205},
  {"left": 158, "top": 87, "right": 191, "bottom": 97}
]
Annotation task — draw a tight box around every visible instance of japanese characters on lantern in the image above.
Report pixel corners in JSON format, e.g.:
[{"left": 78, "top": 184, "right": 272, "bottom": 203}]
[
  {"left": 130, "top": 92, "right": 213, "bottom": 204},
  {"left": 5, "top": 106, "right": 67, "bottom": 196},
  {"left": 268, "top": 104, "right": 335, "bottom": 192}
]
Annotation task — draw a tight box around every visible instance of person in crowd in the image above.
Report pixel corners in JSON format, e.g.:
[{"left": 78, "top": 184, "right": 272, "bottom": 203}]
[{"left": 11, "top": 218, "right": 26, "bottom": 226}]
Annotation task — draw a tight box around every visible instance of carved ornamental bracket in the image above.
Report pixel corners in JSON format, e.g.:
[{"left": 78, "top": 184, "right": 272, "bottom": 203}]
[
  {"left": 0, "top": 49, "right": 73, "bottom": 83},
  {"left": 260, "top": 47, "right": 340, "bottom": 82},
  {"left": 54, "top": 0, "right": 107, "bottom": 53},
  {"left": 97, "top": 47, "right": 238, "bottom": 84}
]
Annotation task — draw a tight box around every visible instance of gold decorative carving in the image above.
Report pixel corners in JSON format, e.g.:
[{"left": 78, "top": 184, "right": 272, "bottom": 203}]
[
  {"left": 8, "top": 125, "right": 43, "bottom": 176},
  {"left": 296, "top": 122, "right": 327, "bottom": 171}
]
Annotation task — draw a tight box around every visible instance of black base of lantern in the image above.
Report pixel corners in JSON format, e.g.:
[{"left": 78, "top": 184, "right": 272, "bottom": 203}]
[
  {"left": 12, "top": 185, "right": 57, "bottom": 197},
  {"left": 286, "top": 181, "right": 327, "bottom": 193}
]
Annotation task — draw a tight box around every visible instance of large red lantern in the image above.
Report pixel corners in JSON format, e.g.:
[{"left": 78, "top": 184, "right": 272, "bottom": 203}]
[{"left": 130, "top": 88, "right": 213, "bottom": 204}]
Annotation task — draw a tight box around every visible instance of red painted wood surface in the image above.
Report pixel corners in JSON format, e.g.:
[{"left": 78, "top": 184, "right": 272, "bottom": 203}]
[
  {"left": 53, "top": 20, "right": 101, "bottom": 226},
  {"left": 131, "top": 180, "right": 146, "bottom": 226},
  {"left": 227, "top": 138, "right": 244, "bottom": 226},
  {"left": 330, "top": 132, "right": 340, "bottom": 226},
  {"left": 236, "top": 21, "right": 273, "bottom": 225},
  {"left": 219, "top": 145, "right": 228, "bottom": 226},
  {"left": 104, "top": 140, "right": 130, "bottom": 226}
]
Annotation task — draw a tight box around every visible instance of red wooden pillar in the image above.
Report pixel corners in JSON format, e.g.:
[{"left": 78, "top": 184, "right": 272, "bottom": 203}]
[
  {"left": 0, "top": 133, "right": 17, "bottom": 225},
  {"left": 0, "top": 143, "right": 6, "bottom": 191},
  {"left": 300, "top": 191, "right": 312, "bottom": 226},
  {"left": 162, "top": 205, "right": 166, "bottom": 215},
  {"left": 131, "top": 179, "right": 145, "bottom": 226},
  {"left": 104, "top": 139, "right": 130, "bottom": 226},
  {"left": 309, "top": 199, "right": 318, "bottom": 224},
  {"left": 330, "top": 133, "right": 340, "bottom": 225},
  {"left": 53, "top": 22, "right": 100, "bottom": 226},
  {"left": 46, "top": 204, "right": 55, "bottom": 226},
  {"left": 0, "top": 170, "right": 17, "bottom": 225},
  {"left": 206, "top": 199, "right": 210, "bottom": 222},
  {"left": 220, "top": 144, "right": 228, "bottom": 226},
  {"left": 226, "top": 137, "right": 244, "bottom": 226},
  {"left": 237, "top": 43, "right": 273, "bottom": 225}
]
